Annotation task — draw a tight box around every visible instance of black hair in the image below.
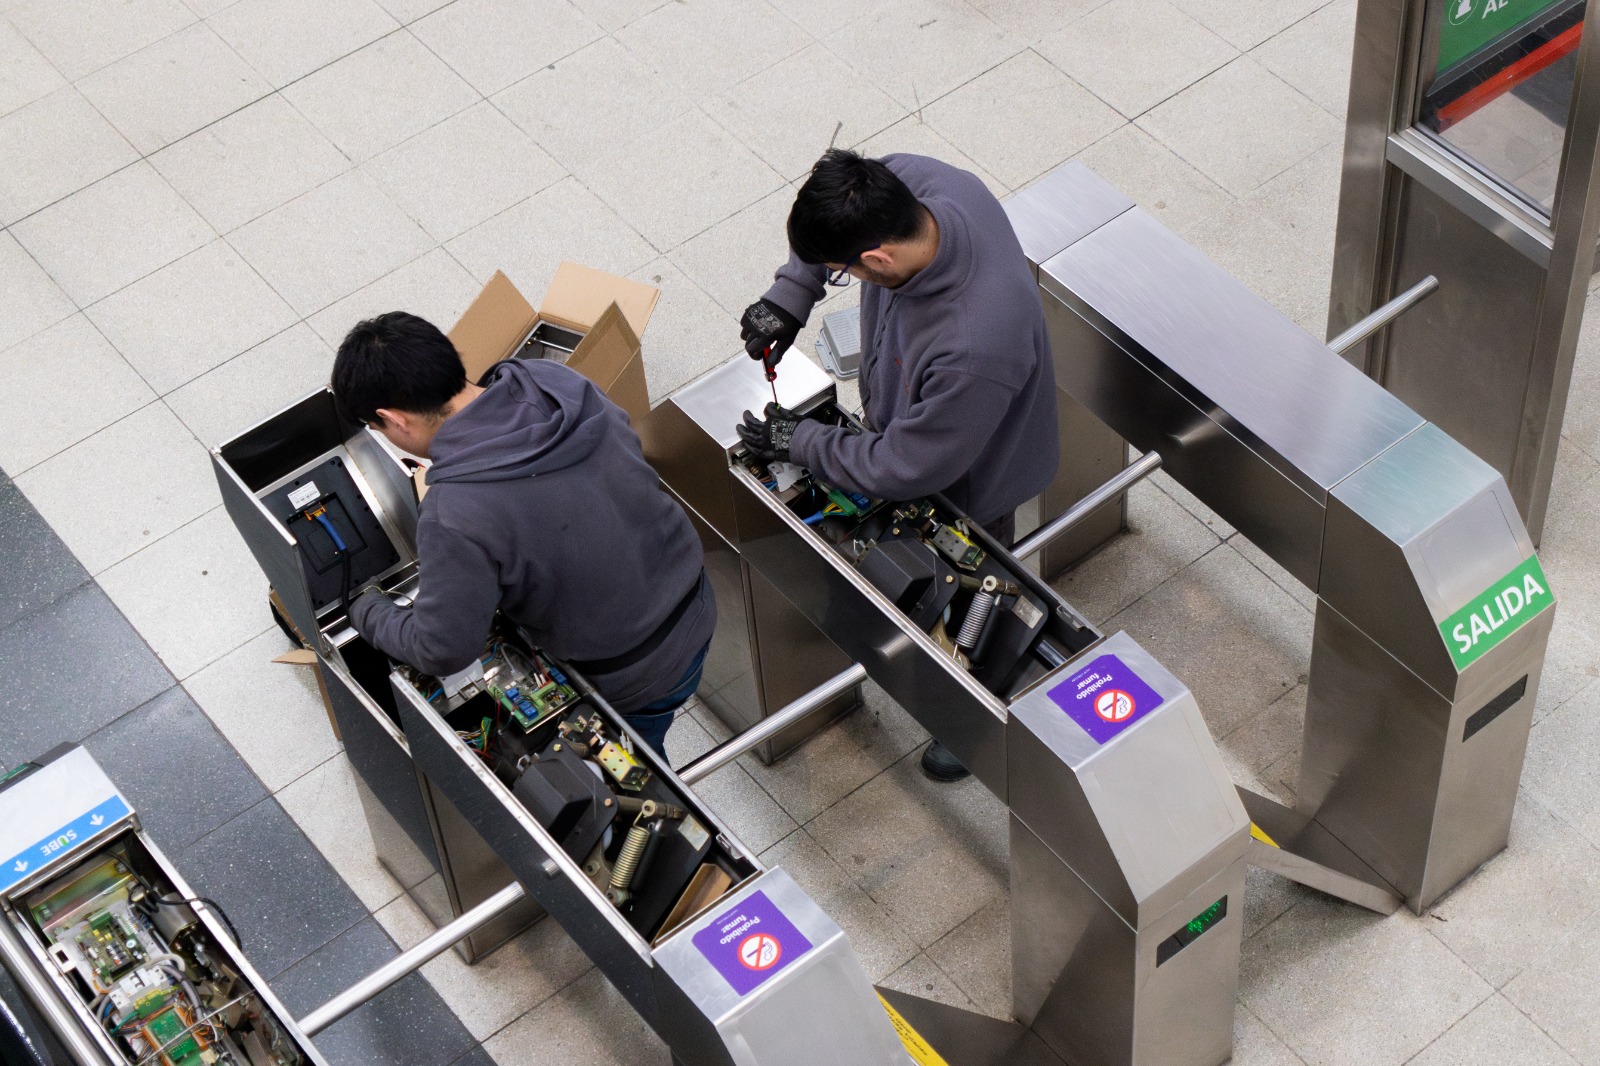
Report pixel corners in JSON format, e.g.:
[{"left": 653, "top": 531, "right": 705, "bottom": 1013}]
[
  {"left": 786, "top": 149, "right": 926, "bottom": 265},
  {"left": 331, "top": 311, "right": 467, "bottom": 426}
]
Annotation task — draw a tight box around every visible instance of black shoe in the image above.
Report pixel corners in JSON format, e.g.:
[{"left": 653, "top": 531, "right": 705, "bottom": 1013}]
[{"left": 920, "top": 740, "right": 970, "bottom": 782}]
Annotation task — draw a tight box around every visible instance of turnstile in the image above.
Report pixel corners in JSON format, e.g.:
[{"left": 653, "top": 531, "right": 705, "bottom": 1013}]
[
  {"left": 212, "top": 383, "right": 919, "bottom": 1065},
  {"left": 214, "top": 390, "right": 539, "bottom": 960},
  {"left": 0, "top": 746, "right": 327, "bottom": 1066},
  {"left": 644, "top": 353, "right": 1251, "bottom": 1066},
  {"left": 1007, "top": 161, "right": 1556, "bottom": 914},
  {"left": 637, "top": 356, "right": 862, "bottom": 763}
]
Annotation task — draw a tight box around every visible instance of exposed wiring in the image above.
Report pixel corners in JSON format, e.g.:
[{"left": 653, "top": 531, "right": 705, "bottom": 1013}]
[{"left": 146, "top": 892, "right": 244, "bottom": 954}]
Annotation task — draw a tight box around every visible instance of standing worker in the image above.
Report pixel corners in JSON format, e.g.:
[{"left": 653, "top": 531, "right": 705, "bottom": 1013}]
[
  {"left": 332, "top": 312, "right": 714, "bottom": 755},
  {"left": 736, "top": 149, "right": 1058, "bottom": 782}
]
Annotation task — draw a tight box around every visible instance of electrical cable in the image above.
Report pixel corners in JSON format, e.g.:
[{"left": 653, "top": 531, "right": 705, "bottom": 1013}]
[
  {"left": 309, "top": 509, "right": 357, "bottom": 625},
  {"left": 148, "top": 893, "right": 243, "bottom": 953}
]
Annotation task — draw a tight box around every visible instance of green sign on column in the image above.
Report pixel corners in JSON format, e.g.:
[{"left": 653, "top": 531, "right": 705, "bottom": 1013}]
[
  {"left": 1438, "top": 554, "right": 1554, "bottom": 670},
  {"left": 1437, "top": 0, "right": 1567, "bottom": 72}
]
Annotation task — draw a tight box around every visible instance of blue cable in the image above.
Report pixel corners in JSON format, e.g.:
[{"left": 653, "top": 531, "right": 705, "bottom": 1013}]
[
  {"left": 802, "top": 511, "right": 826, "bottom": 525},
  {"left": 312, "top": 511, "right": 347, "bottom": 553}
]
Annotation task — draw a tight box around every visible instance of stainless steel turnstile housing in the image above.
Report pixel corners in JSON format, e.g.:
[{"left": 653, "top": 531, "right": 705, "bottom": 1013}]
[
  {"left": 646, "top": 354, "right": 1252, "bottom": 1066},
  {"left": 1008, "top": 161, "right": 1556, "bottom": 913},
  {"left": 213, "top": 390, "right": 539, "bottom": 959},
  {"left": 0, "top": 746, "right": 327, "bottom": 1066},
  {"left": 638, "top": 357, "right": 862, "bottom": 763},
  {"left": 392, "top": 624, "right": 912, "bottom": 1066}
]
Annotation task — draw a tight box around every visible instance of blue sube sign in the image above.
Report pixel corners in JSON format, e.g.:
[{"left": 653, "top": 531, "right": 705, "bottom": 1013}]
[{"left": 0, "top": 795, "right": 131, "bottom": 893}]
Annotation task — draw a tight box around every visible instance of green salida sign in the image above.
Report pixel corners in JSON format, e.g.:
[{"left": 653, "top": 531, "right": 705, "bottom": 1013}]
[
  {"left": 1439, "top": 555, "right": 1553, "bottom": 670},
  {"left": 1437, "top": 0, "right": 1566, "bottom": 73}
]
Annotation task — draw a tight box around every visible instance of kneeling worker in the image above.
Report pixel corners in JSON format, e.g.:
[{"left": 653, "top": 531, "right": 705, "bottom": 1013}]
[
  {"left": 737, "top": 149, "right": 1059, "bottom": 781},
  {"left": 332, "top": 312, "right": 714, "bottom": 755}
]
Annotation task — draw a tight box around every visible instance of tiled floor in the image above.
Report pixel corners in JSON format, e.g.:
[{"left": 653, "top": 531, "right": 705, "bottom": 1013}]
[{"left": 2, "top": 1, "right": 1598, "bottom": 1064}]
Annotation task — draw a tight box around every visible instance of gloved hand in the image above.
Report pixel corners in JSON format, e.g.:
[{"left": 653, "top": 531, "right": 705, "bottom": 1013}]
[
  {"left": 737, "top": 403, "right": 805, "bottom": 463},
  {"left": 739, "top": 299, "right": 802, "bottom": 367}
]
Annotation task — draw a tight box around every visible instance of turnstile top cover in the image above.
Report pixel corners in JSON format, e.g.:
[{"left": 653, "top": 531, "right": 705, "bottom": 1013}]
[
  {"left": 1002, "top": 160, "right": 1133, "bottom": 268},
  {"left": 666, "top": 352, "right": 835, "bottom": 450},
  {"left": 651, "top": 868, "right": 912, "bottom": 1066},
  {"left": 1006, "top": 632, "right": 1248, "bottom": 927}
]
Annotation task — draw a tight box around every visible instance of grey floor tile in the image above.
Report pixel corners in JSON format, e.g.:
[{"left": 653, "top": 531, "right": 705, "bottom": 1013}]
[
  {"left": 705, "top": 43, "right": 904, "bottom": 183},
  {"left": 0, "top": 583, "right": 173, "bottom": 770},
  {"left": 375, "top": 891, "right": 589, "bottom": 1041},
  {"left": 0, "top": 482, "right": 89, "bottom": 629},
  {"left": 273, "top": 917, "right": 477, "bottom": 1066},
  {"left": 877, "top": 952, "right": 975, "bottom": 1013},
  {"left": 1409, "top": 994, "right": 1578, "bottom": 1066},
  {"left": 1242, "top": 865, "right": 1310, "bottom": 939},
  {"left": 1427, "top": 790, "right": 1600, "bottom": 989},
  {"left": 1241, "top": 900, "right": 1492, "bottom": 1065},
  {"left": 1101, "top": 543, "right": 1313, "bottom": 738},
  {"left": 737, "top": 681, "right": 930, "bottom": 826},
  {"left": 1049, "top": 479, "right": 1223, "bottom": 625},
  {"left": 922, "top": 49, "right": 1122, "bottom": 190},
  {"left": 1233, "top": 1003, "right": 1306, "bottom": 1066},
  {"left": 1521, "top": 684, "right": 1600, "bottom": 851},
  {"left": 176, "top": 797, "right": 368, "bottom": 980},
  {"left": 925, "top": 894, "right": 1010, "bottom": 1020},
  {"left": 4, "top": 0, "right": 195, "bottom": 81},
  {"left": 482, "top": 967, "right": 666, "bottom": 1066},
  {"left": 805, "top": 753, "right": 1008, "bottom": 949},
  {"left": 447, "top": 1048, "right": 497, "bottom": 1066},
  {"left": 1504, "top": 904, "right": 1600, "bottom": 1064},
  {"left": 410, "top": 0, "right": 602, "bottom": 97},
  {"left": 81, "top": 684, "right": 267, "bottom": 852}
]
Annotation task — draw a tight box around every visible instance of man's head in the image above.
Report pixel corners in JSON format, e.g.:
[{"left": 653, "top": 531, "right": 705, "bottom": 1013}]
[
  {"left": 332, "top": 312, "right": 469, "bottom": 458},
  {"left": 788, "top": 149, "right": 936, "bottom": 288}
]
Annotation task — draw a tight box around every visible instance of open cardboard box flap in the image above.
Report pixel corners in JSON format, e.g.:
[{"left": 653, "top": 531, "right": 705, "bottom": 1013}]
[
  {"left": 448, "top": 263, "right": 658, "bottom": 394},
  {"left": 423, "top": 263, "right": 658, "bottom": 500}
]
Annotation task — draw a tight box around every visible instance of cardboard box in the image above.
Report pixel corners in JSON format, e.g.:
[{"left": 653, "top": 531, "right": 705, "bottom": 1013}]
[
  {"left": 410, "top": 263, "right": 658, "bottom": 502},
  {"left": 449, "top": 262, "right": 658, "bottom": 423}
]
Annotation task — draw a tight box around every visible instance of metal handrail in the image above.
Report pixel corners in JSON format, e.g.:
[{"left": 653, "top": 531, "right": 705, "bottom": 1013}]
[
  {"left": 1013, "top": 450, "right": 1164, "bottom": 561},
  {"left": 1327, "top": 275, "right": 1440, "bottom": 354},
  {"left": 678, "top": 664, "right": 869, "bottom": 785},
  {"left": 297, "top": 882, "right": 527, "bottom": 1036}
]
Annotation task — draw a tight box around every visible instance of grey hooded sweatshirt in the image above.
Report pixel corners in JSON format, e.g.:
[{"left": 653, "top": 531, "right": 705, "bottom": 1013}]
[
  {"left": 350, "top": 359, "right": 714, "bottom": 713},
  {"left": 763, "top": 153, "right": 1059, "bottom": 527}
]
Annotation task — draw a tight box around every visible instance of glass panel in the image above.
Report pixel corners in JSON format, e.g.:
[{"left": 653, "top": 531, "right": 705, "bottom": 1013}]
[{"left": 1418, "top": 0, "right": 1585, "bottom": 214}]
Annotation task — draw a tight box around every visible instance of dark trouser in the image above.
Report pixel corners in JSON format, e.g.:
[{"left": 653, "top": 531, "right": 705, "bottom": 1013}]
[
  {"left": 622, "top": 640, "right": 710, "bottom": 757},
  {"left": 978, "top": 510, "right": 1015, "bottom": 550}
]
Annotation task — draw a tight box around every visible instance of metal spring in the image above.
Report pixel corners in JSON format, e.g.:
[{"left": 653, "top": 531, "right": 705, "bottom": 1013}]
[
  {"left": 955, "top": 593, "right": 996, "bottom": 652},
  {"left": 610, "top": 824, "right": 651, "bottom": 893}
]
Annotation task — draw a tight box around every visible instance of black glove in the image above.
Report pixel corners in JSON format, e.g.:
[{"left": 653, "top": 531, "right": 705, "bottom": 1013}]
[
  {"left": 737, "top": 403, "right": 805, "bottom": 463},
  {"left": 739, "top": 299, "right": 802, "bottom": 367}
]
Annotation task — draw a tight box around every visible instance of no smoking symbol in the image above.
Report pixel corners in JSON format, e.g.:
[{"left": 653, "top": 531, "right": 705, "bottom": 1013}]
[
  {"left": 1094, "top": 688, "right": 1135, "bottom": 723},
  {"left": 738, "top": 932, "right": 782, "bottom": 972}
]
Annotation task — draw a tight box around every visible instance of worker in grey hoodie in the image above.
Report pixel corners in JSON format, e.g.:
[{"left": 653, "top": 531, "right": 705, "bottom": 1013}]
[
  {"left": 737, "top": 149, "right": 1058, "bottom": 782},
  {"left": 333, "top": 312, "right": 714, "bottom": 755}
]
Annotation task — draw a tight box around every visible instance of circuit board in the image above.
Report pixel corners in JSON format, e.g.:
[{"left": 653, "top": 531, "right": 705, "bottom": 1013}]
[{"left": 25, "top": 853, "right": 306, "bottom": 1066}]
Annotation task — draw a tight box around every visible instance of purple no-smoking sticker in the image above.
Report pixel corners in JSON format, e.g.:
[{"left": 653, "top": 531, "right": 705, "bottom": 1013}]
[
  {"left": 692, "top": 890, "right": 813, "bottom": 996},
  {"left": 1047, "top": 653, "right": 1165, "bottom": 744}
]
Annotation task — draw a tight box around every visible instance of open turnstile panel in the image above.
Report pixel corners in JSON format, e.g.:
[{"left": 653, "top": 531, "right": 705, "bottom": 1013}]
[
  {"left": 644, "top": 354, "right": 1252, "bottom": 1066},
  {"left": 213, "top": 385, "right": 914, "bottom": 1066},
  {"left": 0, "top": 747, "right": 326, "bottom": 1066}
]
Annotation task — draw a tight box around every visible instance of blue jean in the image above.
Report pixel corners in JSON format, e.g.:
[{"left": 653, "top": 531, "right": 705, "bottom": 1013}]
[{"left": 623, "top": 641, "right": 710, "bottom": 757}]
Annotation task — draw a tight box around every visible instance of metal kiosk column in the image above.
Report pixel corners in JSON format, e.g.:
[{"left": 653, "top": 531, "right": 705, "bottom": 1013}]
[{"left": 1332, "top": 0, "right": 1600, "bottom": 542}]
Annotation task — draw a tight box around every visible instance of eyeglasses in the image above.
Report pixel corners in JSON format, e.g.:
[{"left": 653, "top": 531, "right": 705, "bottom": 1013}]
[{"left": 825, "top": 248, "right": 875, "bottom": 287}]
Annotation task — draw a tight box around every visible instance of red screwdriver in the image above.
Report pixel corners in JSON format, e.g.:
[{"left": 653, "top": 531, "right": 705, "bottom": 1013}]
[{"left": 762, "top": 344, "right": 779, "bottom": 407}]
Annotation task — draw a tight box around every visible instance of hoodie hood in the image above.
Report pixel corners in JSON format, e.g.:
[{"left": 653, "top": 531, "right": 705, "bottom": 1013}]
[{"left": 427, "top": 359, "right": 609, "bottom": 485}]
